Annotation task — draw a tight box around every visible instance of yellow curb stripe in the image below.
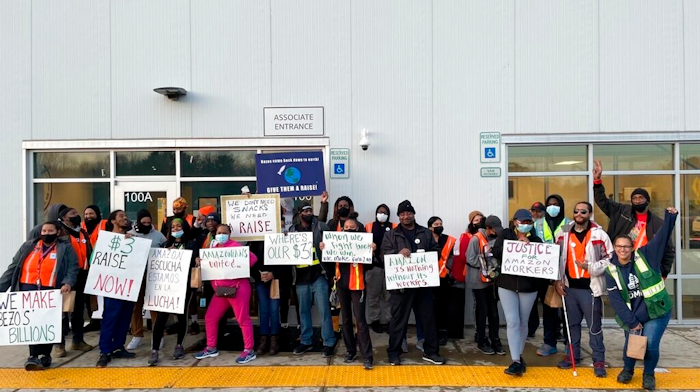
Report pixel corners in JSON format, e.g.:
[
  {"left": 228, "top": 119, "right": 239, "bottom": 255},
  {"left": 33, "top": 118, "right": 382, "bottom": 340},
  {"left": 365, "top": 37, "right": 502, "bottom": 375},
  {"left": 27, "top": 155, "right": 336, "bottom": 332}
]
[{"left": 1, "top": 366, "right": 700, "bottom": 390}]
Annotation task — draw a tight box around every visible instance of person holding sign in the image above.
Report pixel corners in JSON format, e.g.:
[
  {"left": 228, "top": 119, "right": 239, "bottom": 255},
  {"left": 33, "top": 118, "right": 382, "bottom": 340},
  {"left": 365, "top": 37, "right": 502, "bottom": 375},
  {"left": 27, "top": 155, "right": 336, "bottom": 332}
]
[
  {"left": 365, "top": 203, "right": 397, "bottom": 334},
  {"left": 194, "top": 224, "right": 259, "bottom": 364},
  {"left": 0, "top": 221, "right": 78, "bottom": 371},
  {"left": 381, "top": 200, "right": 444, "bottom": 366},
  {"left": 553, "top": 202, "right": 612, "bottom": 377},
  {"left": 320, "top": 215, "right": 378, "bottom": 370},
  {"left": 492, "top": 209, "right": 544, "bottom": 376},
  {"left": 606, "top": 208, "right": 677, "bottom": 391}
]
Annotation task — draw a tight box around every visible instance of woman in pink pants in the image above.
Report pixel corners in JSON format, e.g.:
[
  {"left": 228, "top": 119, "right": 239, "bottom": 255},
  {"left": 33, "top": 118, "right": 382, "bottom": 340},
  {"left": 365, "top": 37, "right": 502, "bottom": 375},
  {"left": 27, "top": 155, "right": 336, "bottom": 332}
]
[{"left": 194, "top": 224, "right": 258, "bottom": 364}]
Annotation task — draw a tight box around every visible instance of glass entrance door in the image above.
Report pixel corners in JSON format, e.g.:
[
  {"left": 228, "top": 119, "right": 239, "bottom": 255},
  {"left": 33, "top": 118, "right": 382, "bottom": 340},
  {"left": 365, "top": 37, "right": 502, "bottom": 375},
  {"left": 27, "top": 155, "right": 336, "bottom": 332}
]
[{"left": 114, "top": 182, "right": 177, "bottom": 232}]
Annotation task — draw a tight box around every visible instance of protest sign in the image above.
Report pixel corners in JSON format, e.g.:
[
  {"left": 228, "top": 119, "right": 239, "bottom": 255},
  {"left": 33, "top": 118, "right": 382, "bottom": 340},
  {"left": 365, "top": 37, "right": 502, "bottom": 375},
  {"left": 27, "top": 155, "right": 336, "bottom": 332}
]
[
  {"left": 144, "top": 248, "right": 192, "bottom": 314},
  {"left": 84, "top": 232, "right": 152, "bottom": 302},
  {"left": 0, "top": 290, "right": 62, "bottom": 346},
  {"left": 264, "top": 233, "right": 314, "bottom": 265},
  {"left": 221, "top": 194, "right": 281, "bottom": 241},
  {"left": 200, "top": 247, "right": 251, "bottom": 280},
  {"left": 384, "top": 252, "right": 440, "bottom": 290},
  {"left": 321, "top": 232, "right": 373, "bottom": 264},
  {"left": 501, "top": 240, "right": 560, "bottom": 280},
  {"left": 255, "top": 151, "right": 326, "bottom": 198}
]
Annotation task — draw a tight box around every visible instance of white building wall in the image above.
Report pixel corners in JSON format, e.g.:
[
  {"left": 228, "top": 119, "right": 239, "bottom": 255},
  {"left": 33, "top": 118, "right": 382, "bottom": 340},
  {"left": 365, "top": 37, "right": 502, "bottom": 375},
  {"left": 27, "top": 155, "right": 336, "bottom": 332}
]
[{"left": 685, "top": 0, "right": 700, "bottom": 131}]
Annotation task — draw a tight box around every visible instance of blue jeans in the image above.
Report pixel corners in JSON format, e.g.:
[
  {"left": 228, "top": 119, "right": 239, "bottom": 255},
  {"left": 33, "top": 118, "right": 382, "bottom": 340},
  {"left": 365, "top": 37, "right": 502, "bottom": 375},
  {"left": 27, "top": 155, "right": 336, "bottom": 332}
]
[
  {"left": 99, "top": 297, "right": 134, "bottom": 354},
  {"left": 623, "top": 311, "right": 671, "bottom": 374},
  {"left": 296, "top": 275, "right": 336, "bottom": 347},
  {"left": 256, "top": 282, "right": 280, "bottom": 335}
]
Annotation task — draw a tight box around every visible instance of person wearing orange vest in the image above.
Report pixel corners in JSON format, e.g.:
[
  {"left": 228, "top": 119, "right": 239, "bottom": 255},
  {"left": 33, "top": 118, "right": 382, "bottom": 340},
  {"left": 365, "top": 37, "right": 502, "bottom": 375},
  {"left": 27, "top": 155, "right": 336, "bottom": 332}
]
[
  {"left": 427, "top": 216, "right": 457, "bottom": 346},
  {"left": 451, "top": 211, "right": 485, "bottom": 287},
  {"left": 56, "top": 207, "right": 94, "bottom": 356},
  {"left": 553, "top": 201, "right": 613, "bottom": 378},
  {"left": 593, "top": 160, "right": 674, "bottom": 277},
  {"left": 82, "top": 205, "right": 107, "bottom": 333},
  {"left": 320, "top": 215, "right": 379, "bottom": 370},
  {"left": 466, "top": 215, "right": 505, "bottom": 356},
  {"left": 161, "top": 197, "right": 195, "bottom": 240},
  {"left": 0, "top": 221, "right": 78, "bottom": 371},
  {"left": 365, "top": 203, "right": 397, "bottom": 334}
]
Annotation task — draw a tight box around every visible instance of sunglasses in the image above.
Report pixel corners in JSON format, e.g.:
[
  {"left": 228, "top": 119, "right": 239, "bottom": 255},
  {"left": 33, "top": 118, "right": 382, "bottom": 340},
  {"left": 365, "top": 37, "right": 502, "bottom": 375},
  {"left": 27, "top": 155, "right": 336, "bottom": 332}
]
[{"left": 573, "top": 209, "right": 589, "bottom": 215}]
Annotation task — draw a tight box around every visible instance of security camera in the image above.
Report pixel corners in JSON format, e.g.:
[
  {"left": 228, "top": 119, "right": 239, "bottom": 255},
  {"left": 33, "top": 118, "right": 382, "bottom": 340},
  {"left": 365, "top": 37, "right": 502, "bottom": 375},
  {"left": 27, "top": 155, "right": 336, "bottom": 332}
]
[{"left": 359, "top": 129, "right": 370, "bottom": 151}]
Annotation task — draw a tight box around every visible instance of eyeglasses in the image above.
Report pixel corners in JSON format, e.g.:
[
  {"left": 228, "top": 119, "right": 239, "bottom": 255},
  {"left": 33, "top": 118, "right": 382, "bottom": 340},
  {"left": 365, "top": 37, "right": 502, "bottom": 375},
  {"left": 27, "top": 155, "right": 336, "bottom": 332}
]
[
  {"left": 614, "top": 245, "right": 633, "bottom": 250},
  {"left": 573, "top": 209, "right": 589, "bottom": 215}
]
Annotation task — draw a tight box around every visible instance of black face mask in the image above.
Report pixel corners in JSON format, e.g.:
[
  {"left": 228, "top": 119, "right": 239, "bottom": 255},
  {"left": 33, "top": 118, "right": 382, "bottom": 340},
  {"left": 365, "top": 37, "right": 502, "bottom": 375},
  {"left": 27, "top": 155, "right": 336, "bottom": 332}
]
[
  {"left": 338, "top": 207, "right": 350, "bottom": 218},
  {"left": 433, "top": 226, "right": 444, "bottom": 236},
  {"left": 137, "top": 223, "right": 152, "bottom": 234},
  {"left": 85, "top": 218, "right": 99, "bottom": 233},
  {"left": 69, "top": 215, "right": 82, "bottom": 227},
  {"left": 42, "top": 234, "right": 57, "bottom": 244},
  {"left": 301, "top": 214, "right": 313, "bottom": 223},
  {"left": 478, "top": 220, "right": 486, "bottom": 229},
  {"left": 632, "top": 202, "right": 649, "bottom": 213}
]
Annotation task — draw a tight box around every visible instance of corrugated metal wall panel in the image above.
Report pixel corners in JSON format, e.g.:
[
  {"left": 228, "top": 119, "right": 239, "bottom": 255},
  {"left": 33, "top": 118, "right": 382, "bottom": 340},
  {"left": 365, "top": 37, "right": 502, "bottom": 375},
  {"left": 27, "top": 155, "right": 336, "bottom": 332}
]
[
  {"left": 350, "top": 0, "right": 433, "bottom": 226},
  {"left": 600, "top": 0, "right": 685, "bottom": 132},
  {"left": 191, "top": 0, "right": 271, "bottom": 138},
  {"left": 433, "top": 0, "right": 514, "bottom": 234},
  {"left": 686, "top": 0, "right": 700, "bottom": 131},
  {"left": 111, "top": 0, "right": 191, "bottom": 139},
  {"left": 0, "top": 1, "right": 31, "bottom": 271},
  {"left": 32, "top": 0, "right": 111, "bottom": 140},
  {"left": 515, "top": 0, "right": 598, "bottom": 135}
]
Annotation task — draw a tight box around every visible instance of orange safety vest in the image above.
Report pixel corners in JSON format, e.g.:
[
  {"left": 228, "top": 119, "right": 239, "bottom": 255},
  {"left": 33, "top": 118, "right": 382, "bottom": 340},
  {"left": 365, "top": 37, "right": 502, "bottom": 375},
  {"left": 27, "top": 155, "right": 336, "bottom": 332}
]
[
  {"left": 474, "top": 232, "right": 491, "bottom": 283},
  {"left": 335, "top": 262, "right": 365, "bottom": 291},
  {"left": 567, "top": 230, "right": 592, "bottom": 279},
  {"left": 365, "top": 222, "right": 398, "bottom": 233},
  {"left": 70, "top": 231, "right": 89, "bottom": 270},
  {"left": 438, "top": 236, "right": 457, "bottom": 278},
  {"left": 20, "top": 241, "right": 58, "bottom": 287},
  {"left": 81, "top": 220, "right": 107, "bottom": 247},
  {"left": 634, "top": 223, "right": 649, "bottom": 250}
]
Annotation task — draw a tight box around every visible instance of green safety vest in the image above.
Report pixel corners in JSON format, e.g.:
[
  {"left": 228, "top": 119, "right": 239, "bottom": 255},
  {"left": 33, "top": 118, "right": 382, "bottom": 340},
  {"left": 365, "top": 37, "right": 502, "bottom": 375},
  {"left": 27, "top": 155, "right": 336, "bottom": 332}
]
[
  {"left": 543, "top": 219, "right": 567, "bottom": 243},
  {"left": 606, "top": 251, "right": 672, "bottom": 329}
]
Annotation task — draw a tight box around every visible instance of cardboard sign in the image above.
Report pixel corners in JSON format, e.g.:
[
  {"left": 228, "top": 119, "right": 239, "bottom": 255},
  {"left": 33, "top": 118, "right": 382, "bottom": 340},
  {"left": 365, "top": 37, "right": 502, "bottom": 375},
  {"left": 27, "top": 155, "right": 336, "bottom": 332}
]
[
  {"left": 85, "top": 232, "right": 152, "bottom": 301},
  {"left": 501, "top": 240, "right": 560, "bottom": 280},
  {"left": 255, "top": 151, "right": 326, "bottom": 198},
  {"left": 200, "top": 247, "right": 251, "bottom": 280},
  {"left": 144, "top": 248, "right": 192, "bottom": 314},
  {"left": 221, "top": 194, "right": 281, "bottom": 242},
  {"left": 264, "top": 233, "right": 314, "bottom": 265},
  {"left": 0, "top": 290, "right": 62, "bottom": 346},
  {"left": 321, "top": 232, "right": 373, "bottom": 264},
  {"left": 384, "top": 252, "right": 440, "bottom": 290}
]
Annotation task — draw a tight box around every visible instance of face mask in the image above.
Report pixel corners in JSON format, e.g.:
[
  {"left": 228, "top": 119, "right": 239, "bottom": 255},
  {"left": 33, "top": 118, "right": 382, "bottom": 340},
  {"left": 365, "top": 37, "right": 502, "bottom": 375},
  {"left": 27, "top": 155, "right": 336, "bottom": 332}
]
[
  {"left": 137, "top": 223, "right": 152, "bottom": 234},
  {"left": 41, "top": 234, "right": 57, "bottom": 244},
  {"left": 477, "top": 220, "right": 486, "bottom": 229},
  {"left": 433, "top": 226, "right": 444, "bottom": 236},
  {"left": 632, "top": 202, "right": 649, "bottom": 213},
  {"left": 338, "top": 207, "right": 350, "bottom": 218},
  {"left": 344, "top": 228, "right": 358, "bottom": 232},
  {"left": 517, "top": 224, "right": 533, "bottom": 233},
  {"left": 174, "top": 211, "right": 185, "bottom": 218},
  {"left": 301, "top": 214, "right": 313, "bottom": 223},
  {"left": 376, "top": 213, "right": 388, "bottom": 223},
  {"left": 215, "top": 234, "right": 229, "bottom": 244},
  {"left": 546, "top": 205, "right": 561, "bottom": 217},
  {"left": 171, "top": 230, "right": 184, "bottom": 239},
  {"left": 69, "top": 215, "right": 82, "bottom": 227}
]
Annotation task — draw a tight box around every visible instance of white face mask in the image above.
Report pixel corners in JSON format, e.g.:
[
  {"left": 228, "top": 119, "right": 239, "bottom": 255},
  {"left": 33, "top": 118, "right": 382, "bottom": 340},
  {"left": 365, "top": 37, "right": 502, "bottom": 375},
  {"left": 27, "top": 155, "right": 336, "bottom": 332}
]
[
  {"left": 376, "top": 213, "right": 388, "bottom": 223},
  {"left": 546, "top": 205, "right": 561, "bottom": 217}
]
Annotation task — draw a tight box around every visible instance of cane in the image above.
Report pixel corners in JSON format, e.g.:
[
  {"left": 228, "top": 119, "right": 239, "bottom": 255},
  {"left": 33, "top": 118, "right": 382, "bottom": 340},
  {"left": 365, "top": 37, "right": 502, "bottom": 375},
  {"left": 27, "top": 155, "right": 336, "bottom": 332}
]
[{"left": 561, "top": 294, "right": 578, "bottom": 377}]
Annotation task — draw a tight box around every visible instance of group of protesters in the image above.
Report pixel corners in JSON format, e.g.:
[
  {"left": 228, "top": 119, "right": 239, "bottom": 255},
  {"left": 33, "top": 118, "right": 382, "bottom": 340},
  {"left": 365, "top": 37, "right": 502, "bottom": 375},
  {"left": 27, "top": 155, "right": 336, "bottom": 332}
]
[{"left": 0, "top": 160, "right": 676, "bottom": 389}]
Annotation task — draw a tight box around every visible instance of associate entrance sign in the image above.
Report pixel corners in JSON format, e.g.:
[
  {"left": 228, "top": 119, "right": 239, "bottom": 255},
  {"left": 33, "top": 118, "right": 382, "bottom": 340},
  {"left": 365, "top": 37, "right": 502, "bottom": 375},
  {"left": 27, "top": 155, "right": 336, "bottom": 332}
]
[
  {"left": 501, "top": 240, "right": 560, "bottom": 280},
  {"left": 0, "top": 290, "right": 62, "bottom": 346},
  {"left": 264, "top": 107, "right": 324, "bottom": 136}
]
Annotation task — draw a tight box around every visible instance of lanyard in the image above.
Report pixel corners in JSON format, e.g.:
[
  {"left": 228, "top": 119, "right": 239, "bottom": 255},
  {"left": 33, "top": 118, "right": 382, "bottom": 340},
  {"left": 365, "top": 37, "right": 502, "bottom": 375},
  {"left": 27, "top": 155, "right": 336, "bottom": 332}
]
[{"left": 35, "top": 243, "right": 57, "bottom": 289}]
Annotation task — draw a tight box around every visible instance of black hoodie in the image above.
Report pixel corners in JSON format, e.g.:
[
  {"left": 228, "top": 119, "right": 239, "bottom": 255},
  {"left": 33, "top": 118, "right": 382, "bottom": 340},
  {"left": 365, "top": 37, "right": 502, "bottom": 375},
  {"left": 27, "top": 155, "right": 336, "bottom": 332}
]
[{"left": 545, "top": 194, "right": 566, "bottom": 233}]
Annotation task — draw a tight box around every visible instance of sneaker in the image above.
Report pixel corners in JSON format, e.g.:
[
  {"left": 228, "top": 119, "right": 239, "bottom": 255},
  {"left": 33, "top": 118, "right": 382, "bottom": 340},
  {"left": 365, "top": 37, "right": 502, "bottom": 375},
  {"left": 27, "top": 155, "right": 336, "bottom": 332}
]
[
  {"left": 194, "top": 347, "right": 219, "bottom": 360},
  {"left": 148, "top": 350, "right": 159, "bottom": 366},
  {"left": 322, "top": 346, "right": 335, "bottom": 358},
  {"left": 477, "top": 339, "right": 495, "bottom": 355},
  {"left": 422, "top": 353, "right": 445, "bottom": 365},
  {"left": 416, "top": 339, "right": 425, "bottom": 352},
  {"left": 557, "top": 355, "right": 580, "bottom": 369},
  {"left": 96, "top": 353, "right": 111, "bottom": 368},
  {"left": 370, "top": 321, "right": 383, "bottom": 334},
  {"left": 593, "top": 361, "right": 607, "bottom": 378},
  {"left": 189, "top": 321, "right": 200, "bottom": 335},
  {"left": 643, "top": 373, "right": 656, "bottom": 390},
  {"left": 294, "top": 344, "right": 313, "bottom": 355},
  {"left": 536, "top": 343, "right": 557, "bottom": 356},
  {"left": 504, "top": 361, "right": 523, "bottom": 376},
  {"left": 344, "top": 352, "right": 357, "bottom": 363},
  {"left": 236, "top": 349, "right": 256, "bottom": 364},
  {"left": 112, "top": 347, "right": 136, "bottom": 359},
  {"left": 492, "top": 339, "right": 506, "bottom": 355},
  {"left": 401, "top": 338, "right": 408, "bottom": 353},
  {"left": 617, "top": 368, "right": 634, "bottom": 384},
  {"left": 24, "top": 357, "right": 43, "bottom": 371},
  {"left": 53, "top": 344, "right": 66, "bottom": 358},
  {"left": 126, "top": 337, "right": 142, "bottom": 350},
  {"left": 520, "top": 357, "right": 527, "bottom": 373},
  {"left": 389, "top": 356, "right": 401, "bottom": 366},
  {"left": 39, "top": 355, "right": 52, "bottom": 368},
  {"left": 363, "top": 359, "right": 374, "bottom": 370},
  {"left": 173, "top": 344, "right": 185, "bottom": 360},
  {"left": 70, "top": 341, "right": 94, "bottom": 352}
]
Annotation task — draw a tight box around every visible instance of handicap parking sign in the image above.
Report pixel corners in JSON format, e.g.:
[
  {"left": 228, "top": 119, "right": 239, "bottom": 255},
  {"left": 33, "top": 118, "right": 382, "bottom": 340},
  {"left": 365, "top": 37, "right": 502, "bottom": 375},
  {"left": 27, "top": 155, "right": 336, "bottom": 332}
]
[
  {"left": 484, "top": 147, "right": 496, "bottom": 159},
  {"left": 334, "top": 163, "right": 345, "bottom": 175}
]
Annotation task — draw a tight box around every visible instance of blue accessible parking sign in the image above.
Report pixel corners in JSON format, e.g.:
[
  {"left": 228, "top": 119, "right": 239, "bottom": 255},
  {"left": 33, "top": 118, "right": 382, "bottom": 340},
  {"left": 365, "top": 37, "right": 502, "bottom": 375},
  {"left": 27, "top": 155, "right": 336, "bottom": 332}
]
[{"left": 334, "top": 163, "right": 346, "bottom": 175}]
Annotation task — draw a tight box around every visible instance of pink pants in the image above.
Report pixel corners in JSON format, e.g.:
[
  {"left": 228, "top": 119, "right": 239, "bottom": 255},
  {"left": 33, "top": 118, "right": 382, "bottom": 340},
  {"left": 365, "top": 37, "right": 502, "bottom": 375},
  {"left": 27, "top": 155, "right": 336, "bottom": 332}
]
[{"left": 205, "top": 280, "right": 253, "bottom": 351}]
